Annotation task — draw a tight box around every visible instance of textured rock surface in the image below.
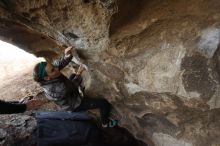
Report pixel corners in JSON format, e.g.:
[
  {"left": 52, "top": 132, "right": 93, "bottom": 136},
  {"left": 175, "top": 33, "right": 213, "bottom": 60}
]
[
  {"left": 0, "top": 114, "right": 37, "bottom": 146},
  {"left": 0, "top": 0, "right": 220, "bottom": 146}
]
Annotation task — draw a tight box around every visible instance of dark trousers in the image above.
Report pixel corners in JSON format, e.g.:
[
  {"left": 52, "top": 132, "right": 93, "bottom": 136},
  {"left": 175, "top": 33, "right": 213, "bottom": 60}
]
[
  {"left": 69, "top": 74, "right": 111, "bottom": 124},
  {"left": 69, "top": 74, "right": 82, "bottom": 87},
  {"left": 74, "top": 97, "right": 111, "bottom": 124}
]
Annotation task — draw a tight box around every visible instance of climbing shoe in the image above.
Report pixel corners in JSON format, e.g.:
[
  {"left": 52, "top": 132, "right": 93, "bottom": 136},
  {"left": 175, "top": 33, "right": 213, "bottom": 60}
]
[{"left": 102, "top": 118, "right": 119, "bottom": 128}]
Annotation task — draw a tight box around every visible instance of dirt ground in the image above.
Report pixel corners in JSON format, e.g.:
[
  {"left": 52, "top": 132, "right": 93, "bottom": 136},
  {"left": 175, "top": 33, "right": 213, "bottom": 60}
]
[{"left": 0, "top": 67, "right": 42, "bottom": 102}]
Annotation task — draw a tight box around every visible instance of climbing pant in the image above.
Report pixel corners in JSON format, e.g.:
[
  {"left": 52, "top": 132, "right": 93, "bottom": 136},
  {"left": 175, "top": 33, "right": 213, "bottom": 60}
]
[{"left": 74, "top": 97, "right": 111, "bottom": 125}]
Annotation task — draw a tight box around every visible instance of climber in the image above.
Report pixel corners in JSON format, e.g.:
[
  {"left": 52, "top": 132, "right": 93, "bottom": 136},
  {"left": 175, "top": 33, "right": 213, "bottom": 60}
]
[{"left": 33, "top": 46, "right": 118, "bottom": 128}]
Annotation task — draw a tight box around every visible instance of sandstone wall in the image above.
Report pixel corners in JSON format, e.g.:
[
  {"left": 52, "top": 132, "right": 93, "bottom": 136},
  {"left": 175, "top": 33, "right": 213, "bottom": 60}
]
[{"left": 0, "top": 0, "right": 220, "bottom": 145}]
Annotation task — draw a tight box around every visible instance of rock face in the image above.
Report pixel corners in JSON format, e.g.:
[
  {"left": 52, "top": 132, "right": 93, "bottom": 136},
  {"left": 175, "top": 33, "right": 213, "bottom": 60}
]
[
  {"left": 0, "top": 114, "right": 37, "bottom": 146},
  {"left": 0, "top": 0, "right": 220, "bottom": 146}
]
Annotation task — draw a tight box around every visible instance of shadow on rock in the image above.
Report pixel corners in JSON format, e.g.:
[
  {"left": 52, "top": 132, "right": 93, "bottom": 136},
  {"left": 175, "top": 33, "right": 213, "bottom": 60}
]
[{"left": 101, "top": 126, "right": 148, "bottom": 146}]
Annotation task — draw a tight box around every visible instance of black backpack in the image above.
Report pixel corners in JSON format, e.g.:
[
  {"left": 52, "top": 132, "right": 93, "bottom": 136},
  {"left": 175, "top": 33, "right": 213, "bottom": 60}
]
[{"left": 34, "top": 111, "right": 102, "bottom": 146}]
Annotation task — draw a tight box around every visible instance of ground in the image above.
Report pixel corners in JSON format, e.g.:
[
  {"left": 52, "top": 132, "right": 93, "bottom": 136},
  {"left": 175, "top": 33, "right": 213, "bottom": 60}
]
[{"left": 0, "top": 66, "right": 41, "bottom": 101}]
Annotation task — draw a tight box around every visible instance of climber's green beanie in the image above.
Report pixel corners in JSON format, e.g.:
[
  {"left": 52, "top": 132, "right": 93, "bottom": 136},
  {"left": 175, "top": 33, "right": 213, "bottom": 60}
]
[{"left": 33, "top": 62, "right": 47, "bottom": 82}]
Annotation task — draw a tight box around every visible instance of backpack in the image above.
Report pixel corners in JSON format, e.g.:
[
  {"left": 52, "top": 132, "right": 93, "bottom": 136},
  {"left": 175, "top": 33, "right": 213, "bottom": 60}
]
[{"left": 34, "top": 111, "right": 102, "bottom": 146}]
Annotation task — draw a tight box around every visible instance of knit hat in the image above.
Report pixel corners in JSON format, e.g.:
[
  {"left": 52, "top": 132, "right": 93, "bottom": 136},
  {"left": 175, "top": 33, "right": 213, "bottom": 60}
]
[{"left": 33, "top": 62, "right": 47, "bottom": 80}]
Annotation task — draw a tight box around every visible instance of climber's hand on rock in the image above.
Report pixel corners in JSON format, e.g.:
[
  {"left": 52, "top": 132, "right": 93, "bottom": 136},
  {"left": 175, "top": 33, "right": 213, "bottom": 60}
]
[
  {"left": 64, "top": 46, "right": 73, "bottom": 59},
  {"left": 76, "top": 65, "right": 86, "bottom": 75}
]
